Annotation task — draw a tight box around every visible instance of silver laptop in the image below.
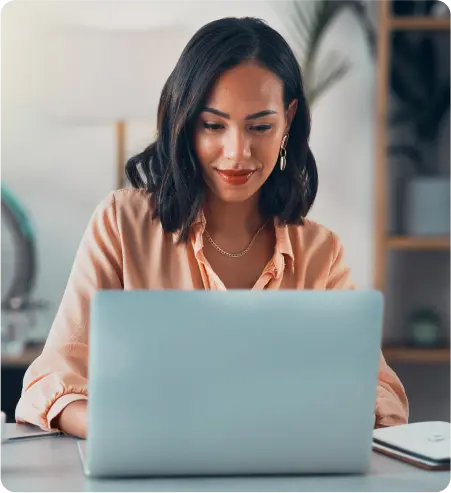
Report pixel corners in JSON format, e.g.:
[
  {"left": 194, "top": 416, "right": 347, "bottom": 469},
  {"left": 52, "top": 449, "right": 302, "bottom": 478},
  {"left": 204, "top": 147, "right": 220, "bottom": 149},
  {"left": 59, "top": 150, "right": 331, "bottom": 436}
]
[{"left": 78, "top": 290, "right": 383, "bottom": 478}]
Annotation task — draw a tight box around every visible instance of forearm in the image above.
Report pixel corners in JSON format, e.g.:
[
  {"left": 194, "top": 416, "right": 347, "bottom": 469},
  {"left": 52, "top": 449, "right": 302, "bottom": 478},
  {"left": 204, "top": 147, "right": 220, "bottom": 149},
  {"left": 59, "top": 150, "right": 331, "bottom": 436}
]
[
  {"left": 375, "top": 380, "right": 408, "bottom": 428},
  {"left": 375, "top": 353, "right": 409, "bottom": 427},
  {"left": 51, "top": 400, "right": 88, "bottom": 439}
]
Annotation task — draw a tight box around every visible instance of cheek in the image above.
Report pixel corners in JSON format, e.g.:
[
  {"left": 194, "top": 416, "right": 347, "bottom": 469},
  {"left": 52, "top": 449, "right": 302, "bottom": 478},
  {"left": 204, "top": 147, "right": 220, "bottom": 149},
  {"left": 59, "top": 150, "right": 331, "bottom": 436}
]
[
  {"left": 194, "top": 133, "right": 220, "bottom": 167},
  {"left": 254, "top": 136, "right": 282, "bottom": 170}
]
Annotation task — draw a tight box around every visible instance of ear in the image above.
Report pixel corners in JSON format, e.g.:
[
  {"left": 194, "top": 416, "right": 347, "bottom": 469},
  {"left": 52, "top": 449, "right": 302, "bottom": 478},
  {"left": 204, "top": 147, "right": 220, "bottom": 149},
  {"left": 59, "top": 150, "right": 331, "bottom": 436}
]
[{"left": 285, "top": 99, "right": 298, "bottom": 134}]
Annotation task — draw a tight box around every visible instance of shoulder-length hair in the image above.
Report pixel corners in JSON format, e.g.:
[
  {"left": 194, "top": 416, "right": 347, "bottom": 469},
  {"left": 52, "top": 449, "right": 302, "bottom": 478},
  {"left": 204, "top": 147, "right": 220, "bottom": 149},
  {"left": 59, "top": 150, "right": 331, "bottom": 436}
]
[{"left": 126, "top": 16, "right": 318, "bottom": 242}]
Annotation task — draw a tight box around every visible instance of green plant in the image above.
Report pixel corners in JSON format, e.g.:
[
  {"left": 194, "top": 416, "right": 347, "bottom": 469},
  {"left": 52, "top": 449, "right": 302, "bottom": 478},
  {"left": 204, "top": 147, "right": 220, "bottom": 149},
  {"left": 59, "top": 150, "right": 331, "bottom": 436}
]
[
  {"left": 287, "top": 1, "right": 450, "bottom": 176},
  {"left": 389, "top": 32, "right": 450, "bottom": 175},
  {"left": 286, "top": 0, "right": 375, "bottom": 106}
]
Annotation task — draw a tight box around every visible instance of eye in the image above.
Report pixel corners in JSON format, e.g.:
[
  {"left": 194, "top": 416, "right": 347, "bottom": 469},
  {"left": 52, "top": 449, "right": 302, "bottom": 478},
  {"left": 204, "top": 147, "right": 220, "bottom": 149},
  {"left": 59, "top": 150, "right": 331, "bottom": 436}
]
[
  {"left": 250, "top": 124, "right": 273, "bottom": 133},
  {"left": 203, "top": 122, "right": 224, "bottom": 131}
]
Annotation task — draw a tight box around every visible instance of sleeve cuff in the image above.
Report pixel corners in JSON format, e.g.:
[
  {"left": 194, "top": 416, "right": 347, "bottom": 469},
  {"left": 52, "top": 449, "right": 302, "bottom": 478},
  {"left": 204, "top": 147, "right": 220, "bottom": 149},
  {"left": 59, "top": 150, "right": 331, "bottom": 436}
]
[{"left": 46, "top": 393, "right": 88, "bottom": 431}]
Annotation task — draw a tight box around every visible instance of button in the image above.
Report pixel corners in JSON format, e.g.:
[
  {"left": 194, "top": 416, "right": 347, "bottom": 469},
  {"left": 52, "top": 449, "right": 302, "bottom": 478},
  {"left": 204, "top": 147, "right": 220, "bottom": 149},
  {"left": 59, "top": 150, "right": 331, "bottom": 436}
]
[{"left": 428, "top": 434, "right": 448, "bottom": 442}]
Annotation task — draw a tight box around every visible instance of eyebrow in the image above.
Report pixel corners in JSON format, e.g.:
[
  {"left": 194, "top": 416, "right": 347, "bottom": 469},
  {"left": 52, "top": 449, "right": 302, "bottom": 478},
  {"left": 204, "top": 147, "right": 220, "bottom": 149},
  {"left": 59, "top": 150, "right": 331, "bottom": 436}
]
[{"left": 202, "top": 107, "right": 278, "bottom": 120}]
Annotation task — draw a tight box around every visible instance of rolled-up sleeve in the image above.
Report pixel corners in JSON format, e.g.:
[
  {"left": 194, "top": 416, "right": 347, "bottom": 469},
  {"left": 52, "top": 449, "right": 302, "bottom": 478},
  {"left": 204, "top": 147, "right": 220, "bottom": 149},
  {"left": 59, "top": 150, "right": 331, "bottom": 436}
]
[
  {"left": 326, "top": 232, "right": 409, "bottom": 428},
  {"left": 15, "top": 192, "right": 123, "bottom": 431}
]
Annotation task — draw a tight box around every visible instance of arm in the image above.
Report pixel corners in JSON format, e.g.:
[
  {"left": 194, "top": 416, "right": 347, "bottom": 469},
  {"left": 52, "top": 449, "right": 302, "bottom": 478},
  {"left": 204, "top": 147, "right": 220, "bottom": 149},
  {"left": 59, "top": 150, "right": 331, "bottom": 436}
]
[
  {"left": 52, "top": 400, "right": 88, "bottom": 438},
  {"left": 15, "top": 193, "right": 123, "bottom": 437},
  {"left": 326, "top": 232, "right": 409, "bottom": 428}
]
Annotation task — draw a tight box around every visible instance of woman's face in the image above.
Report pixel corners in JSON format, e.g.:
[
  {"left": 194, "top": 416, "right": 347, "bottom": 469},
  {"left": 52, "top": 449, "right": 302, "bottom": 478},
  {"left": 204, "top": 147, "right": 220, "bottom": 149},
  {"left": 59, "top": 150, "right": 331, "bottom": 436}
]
[{"left": 194, "top": 62, "right": 297, "bottom": 203}]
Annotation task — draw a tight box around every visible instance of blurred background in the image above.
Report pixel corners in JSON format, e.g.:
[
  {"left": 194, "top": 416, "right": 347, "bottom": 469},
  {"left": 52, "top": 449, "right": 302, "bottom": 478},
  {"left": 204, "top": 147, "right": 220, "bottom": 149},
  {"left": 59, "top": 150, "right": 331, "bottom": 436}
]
[{"left": 1, "top": 0, "right": 450, "bottom": 423}]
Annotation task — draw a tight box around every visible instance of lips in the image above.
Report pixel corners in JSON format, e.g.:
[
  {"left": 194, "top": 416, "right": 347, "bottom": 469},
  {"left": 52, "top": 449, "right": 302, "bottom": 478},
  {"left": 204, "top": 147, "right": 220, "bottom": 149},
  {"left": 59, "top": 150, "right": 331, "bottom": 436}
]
[{"left": 215, "top": 169, "right": 256, "bottom": 185}]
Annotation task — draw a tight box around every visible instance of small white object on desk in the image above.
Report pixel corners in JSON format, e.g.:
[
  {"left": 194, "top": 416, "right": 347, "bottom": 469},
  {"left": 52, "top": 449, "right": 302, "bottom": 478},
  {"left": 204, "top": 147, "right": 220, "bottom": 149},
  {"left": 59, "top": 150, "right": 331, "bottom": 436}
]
[
  {"left": 1, "top": 412, "right": 6, "bottom": 443},
  {"left": 373, "top": 421, "right": 451, "bottom": 470},
  {"left": 2, "top": 419, "right": 63, "bottom": 442}
]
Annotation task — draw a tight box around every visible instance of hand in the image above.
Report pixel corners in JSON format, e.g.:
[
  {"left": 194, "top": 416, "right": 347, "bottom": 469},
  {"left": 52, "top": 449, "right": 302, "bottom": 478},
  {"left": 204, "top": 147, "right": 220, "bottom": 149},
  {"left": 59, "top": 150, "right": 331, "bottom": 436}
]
[{"left": 52, "top": 400, "right": 88, "bottom": 439}]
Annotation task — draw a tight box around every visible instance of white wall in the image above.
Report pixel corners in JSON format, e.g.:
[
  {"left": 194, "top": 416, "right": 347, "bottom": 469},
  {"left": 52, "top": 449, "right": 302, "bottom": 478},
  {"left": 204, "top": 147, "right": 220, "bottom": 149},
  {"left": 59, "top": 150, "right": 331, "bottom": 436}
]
[
  {"left": 2, "top": 0, "right": 375, "bottom": 338},
  {"left": 3, "top": 0, "right": 449, "bottom": 424},
  {"left": 302, "top": 11, "right": 375, "bottom": 291}
]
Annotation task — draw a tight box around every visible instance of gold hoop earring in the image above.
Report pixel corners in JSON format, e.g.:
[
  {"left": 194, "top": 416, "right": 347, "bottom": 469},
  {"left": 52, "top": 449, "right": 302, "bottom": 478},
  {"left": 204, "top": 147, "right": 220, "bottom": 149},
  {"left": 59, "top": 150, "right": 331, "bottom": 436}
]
[{"left": 280, "top": 134, "right": 289, "bottom": 171}]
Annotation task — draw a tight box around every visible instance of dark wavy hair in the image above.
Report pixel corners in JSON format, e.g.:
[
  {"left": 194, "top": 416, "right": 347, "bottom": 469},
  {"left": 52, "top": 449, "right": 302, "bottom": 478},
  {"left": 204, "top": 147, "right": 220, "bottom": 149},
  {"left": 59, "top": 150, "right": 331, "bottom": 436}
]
[{"left": 126, "top": 16, "right": 318, "bottom": 243}]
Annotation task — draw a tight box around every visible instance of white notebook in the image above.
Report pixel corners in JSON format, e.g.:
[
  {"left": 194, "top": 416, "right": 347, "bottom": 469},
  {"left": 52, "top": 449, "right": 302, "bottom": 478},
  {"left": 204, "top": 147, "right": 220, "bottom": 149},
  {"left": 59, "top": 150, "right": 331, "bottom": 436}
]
[
  {"left": 1, "top": 412, "right": 5, "bottom": 442},
  {"left": 5, "top": 423, "right": 63, "bottom": 442},
  {"left": 373, "top": 421, "right": 450, "bottom": 470}
]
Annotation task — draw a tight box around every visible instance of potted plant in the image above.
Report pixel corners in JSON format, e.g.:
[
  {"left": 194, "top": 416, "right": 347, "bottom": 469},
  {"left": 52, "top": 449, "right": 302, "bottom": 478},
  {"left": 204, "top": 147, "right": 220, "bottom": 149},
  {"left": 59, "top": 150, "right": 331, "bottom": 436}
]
[
  {"left": 287, "top": 2, "right": 450, "bottom": 236},
  {"left": 286, "top": 0, "right": 375, "bottom": 106},
  {"left": 388, "top": 31, "right": 450, "bottom": 236}
]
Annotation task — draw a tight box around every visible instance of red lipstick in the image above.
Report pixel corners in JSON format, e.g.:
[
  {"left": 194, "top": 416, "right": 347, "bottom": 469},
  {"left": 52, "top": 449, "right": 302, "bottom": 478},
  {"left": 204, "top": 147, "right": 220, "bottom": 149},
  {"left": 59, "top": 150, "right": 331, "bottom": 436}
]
[{"left": 216, "top": 169, "right": 255, "bottom": 185}]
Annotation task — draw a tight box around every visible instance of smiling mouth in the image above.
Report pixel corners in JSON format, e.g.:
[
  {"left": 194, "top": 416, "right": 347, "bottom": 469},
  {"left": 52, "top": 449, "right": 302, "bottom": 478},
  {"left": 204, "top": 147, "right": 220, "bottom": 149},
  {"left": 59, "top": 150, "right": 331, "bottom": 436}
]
[{"left": 215, "top": 169, "right": 256, "bottom": 185}]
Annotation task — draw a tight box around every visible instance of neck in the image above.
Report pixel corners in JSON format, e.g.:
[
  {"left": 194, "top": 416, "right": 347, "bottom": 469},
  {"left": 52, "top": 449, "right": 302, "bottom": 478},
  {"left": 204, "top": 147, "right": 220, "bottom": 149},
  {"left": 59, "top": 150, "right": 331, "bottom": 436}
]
[{"left": 203, "top": 192, "right": 263, "bottom": 238}]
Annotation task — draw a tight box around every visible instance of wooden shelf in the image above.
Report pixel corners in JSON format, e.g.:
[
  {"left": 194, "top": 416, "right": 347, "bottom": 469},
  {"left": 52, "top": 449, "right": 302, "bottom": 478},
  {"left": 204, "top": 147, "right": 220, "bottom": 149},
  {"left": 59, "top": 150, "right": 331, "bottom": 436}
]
[
  {"left": 386, "top": 236, "right": 450, "bottom": 251},
  {"left": 383, "top": 346, "right": 450, "bottom": 363},
  {"left": 1, "top": 345, "right": 43, "bottom": 368},
  {"left": 390, "top": 17, "right": 450, "bottom": 30}
]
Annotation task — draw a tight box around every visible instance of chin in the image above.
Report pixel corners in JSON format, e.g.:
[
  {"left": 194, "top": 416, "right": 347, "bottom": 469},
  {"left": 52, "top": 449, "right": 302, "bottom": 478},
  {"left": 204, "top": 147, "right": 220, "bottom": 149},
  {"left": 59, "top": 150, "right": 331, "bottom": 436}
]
[
  {"left": 202, "top": 170, "right": 268, "bottom": 204},
  {"left": 210, "top": 185, "right": 259, "bottom": 204}
]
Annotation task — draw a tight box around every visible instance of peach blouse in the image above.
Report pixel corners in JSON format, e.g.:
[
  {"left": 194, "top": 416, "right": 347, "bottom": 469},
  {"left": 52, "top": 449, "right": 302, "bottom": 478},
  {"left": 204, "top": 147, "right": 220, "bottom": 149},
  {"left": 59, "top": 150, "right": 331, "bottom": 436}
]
[{"left": 16, "top": 189, "right": 408, "bottom": 430}]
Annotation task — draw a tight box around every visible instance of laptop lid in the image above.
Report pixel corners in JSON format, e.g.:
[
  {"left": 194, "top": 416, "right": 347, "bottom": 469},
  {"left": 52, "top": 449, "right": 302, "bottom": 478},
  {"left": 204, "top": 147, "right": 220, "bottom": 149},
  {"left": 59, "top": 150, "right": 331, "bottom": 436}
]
[{"left": 86, "top": 290, "right": 383, "bottom": 477}]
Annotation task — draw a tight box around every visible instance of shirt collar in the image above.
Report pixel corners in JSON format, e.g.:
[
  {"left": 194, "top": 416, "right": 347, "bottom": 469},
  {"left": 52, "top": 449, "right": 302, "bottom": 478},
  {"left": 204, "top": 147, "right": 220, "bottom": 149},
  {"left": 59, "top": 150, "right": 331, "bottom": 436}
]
[
  {"left": 190, "top": 210, "right": 295, "bottom": 265},
  {"left": 274, "top": 219, "right": 295, "bottom": 265},
  {"left": 190, "top": 209, "right": 207, "bottom": 255}
]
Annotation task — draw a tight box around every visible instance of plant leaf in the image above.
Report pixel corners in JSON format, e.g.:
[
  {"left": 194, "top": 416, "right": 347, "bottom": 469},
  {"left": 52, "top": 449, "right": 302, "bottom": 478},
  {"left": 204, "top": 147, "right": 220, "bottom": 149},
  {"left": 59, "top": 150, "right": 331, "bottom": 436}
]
[
  {"left": 390, "top": 33, "right": 425, "bottom": 104},
  {"left": 418, "top": 37, "right": 437, "bottom": 99},
  {"left": 343, "top": 1, "right": 376, "bottom": 57},
  {"left": 388, "top": 145, "right": 422, "bottom": 163},
  {"left": 289, "top": 0, "right": 349, "bottom": 102},
  {"left": 310, "top": 59, "right": 350, "bottom": 104},
  {"left": 389, "top": 107, "right": 417, "bottom": 127},
  {"left": 388, "top": 145, "right": 424, "bottom": 173},
  {"left": 418, "top": 81, "right": 450, "bottom": 140},
  {"left": 293, "top": 1, "right": 314, "bottom": 46}
]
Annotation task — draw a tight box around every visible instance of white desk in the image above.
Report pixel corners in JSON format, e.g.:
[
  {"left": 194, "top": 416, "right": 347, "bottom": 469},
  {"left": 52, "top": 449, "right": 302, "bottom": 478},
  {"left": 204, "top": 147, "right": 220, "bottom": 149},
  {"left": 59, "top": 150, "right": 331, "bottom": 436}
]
[{"left": 2, "top": 424, "right": 449, "bottom": 492}]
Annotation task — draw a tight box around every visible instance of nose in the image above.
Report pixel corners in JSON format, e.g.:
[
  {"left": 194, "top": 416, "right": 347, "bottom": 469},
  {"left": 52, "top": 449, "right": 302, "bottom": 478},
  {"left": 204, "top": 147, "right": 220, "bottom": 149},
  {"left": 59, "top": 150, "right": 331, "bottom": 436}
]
[{"left": 223, "top": 128, "right": 251, "bottom": 162}]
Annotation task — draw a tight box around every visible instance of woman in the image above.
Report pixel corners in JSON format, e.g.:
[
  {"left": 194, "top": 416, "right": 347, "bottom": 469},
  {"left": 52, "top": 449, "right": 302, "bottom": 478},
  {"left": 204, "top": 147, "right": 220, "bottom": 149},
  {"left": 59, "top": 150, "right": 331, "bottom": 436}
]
[{"left": 16, "top": 17, "right": 408, "bottom": 439}]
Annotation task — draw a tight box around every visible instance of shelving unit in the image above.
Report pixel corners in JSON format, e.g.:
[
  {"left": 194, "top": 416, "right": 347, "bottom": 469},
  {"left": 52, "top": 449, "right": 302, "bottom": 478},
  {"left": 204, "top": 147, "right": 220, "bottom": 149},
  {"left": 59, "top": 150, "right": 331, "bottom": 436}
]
[
  {"left": 386, "top": 236, "right": 450, "bottom": 251},
  {"left": 1, "top": 346, "right": 43, "bottom": 369},
  {"left": 383, "top": 346, "right": 450, "bottom": 364},
  {"left": 390, "top": 17, "right": 450, "bottom": 30},
  {"left": 375, "top": 2, "right": 450, "bottom": 364}
]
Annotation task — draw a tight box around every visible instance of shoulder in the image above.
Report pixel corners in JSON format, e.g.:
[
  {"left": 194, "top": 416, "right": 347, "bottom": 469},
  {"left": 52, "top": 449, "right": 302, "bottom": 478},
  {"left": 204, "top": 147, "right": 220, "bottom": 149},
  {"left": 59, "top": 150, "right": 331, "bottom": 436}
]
[
  {"left": 95, "top": 188, "right": 155, "bottom": 221},
  {"left": 286, "top": 217, "right": 341, "bottom": 258},
  {"left": 91, "top": 188, "right": 161, "bottom": 236},
  {"left": 111, "top": 187, "right": 154, "bottom": 213},
  {"left": 93, "top": 187, "right": 151, "bottom": 210},
  {"left": 285, "top": 217, "right": 354, "bottom": 288}
]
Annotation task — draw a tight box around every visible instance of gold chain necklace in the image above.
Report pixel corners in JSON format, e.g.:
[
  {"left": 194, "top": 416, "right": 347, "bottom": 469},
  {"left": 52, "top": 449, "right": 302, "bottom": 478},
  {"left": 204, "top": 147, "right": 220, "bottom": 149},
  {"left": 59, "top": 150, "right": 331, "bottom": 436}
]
[{"left": 204, "top": 221, "right": 267, "bottom": 258}]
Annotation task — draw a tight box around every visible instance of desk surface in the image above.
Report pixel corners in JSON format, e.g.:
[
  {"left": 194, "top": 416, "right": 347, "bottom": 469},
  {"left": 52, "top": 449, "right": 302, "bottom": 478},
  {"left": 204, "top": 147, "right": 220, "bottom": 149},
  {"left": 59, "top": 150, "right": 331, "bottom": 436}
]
[{"left": 1, "top": 424, "right": 450, "bottom": 492}]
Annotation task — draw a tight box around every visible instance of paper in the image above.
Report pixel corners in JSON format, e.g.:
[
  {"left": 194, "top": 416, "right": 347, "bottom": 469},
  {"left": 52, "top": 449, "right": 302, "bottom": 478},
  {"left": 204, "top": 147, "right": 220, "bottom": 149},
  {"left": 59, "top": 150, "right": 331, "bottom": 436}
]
[
  {"left": 1, "top": 412, "right": 5, "bottom": 443},
  {"left": 6, "top": 423, "right": 63, "bottom": 441}
]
